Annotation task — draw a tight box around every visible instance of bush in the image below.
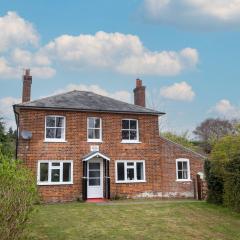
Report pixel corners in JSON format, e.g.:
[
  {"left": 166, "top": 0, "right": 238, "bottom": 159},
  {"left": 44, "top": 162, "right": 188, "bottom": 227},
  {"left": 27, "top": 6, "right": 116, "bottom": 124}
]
[
  {"left": 204, "top": 159, "right": 223, "bottom": 204},
  {"left": 0, "top": 156, "right": 38, "bottom": 240},
  {"left": 223, "top": 154, "right": 240, "bottom": 212}
]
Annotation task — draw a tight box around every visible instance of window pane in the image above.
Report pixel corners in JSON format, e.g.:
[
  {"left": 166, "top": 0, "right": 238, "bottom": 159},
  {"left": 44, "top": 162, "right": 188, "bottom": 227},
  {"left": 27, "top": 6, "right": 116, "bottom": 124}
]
[
  {"left": 52, "top": 162, "right": 60, "bottom": 167},
  {"left": 94, "top": 129, "right": 100, "bottom": 139},
  {"left": 182, "top": 162, "right": 188, "bottom": 170},
  {"left": 89, "top": 163, "right": 100, "bottom": 170},
  {"left": 56, "top": 117, "right": 64, "bottom": 127},
  {"left": 177, "top": 162, "right": 182, "bottom": 170},
  {"left": 130, "top": 131, "right": 137, "bottom": 140},
  {"left": 94, "top": 118, "right": 100, "bottom": 128},
  {"left": 88, "top": 129, "right": 94, "bottom": 139},
  {"left": 127, "top": 168, "right": 134, "bottom": 180},
  {"left": 130, "top": 120, "right": 137, "bottom": 129},
  {"left": 40, "top": 163, "right": 48, "bottom": 181},
  {"left": 122, "top": 130, "right": 129, "bottom": 140},
  {"left": 178, "top": 171, "right": 183, "bottom": 179},
  {"left": 63, "top": 163, "right": 71, "bottom": 182},
  {"left": 46, "top": 128, "right": 55, "bottom": 138},
  {"left": 137, "top": 162, "right": 144, "bottom": 180},
  {"left": 122, "top": 120, "right": 129, "bottom": 129},
  {"left": 117, "top": 163, "right": 125, "bottom": 181},
  {"left": 56, "top": 128, "right": 63, "bottom": 139},
  {"left": 127, "top": 162, "right": 134, "bottom": 166},
  {"left": 183, "top": 170, "right": 188, "bottom": 179},
  {"left": 51, "top": 169, "right": 60, "bottom": 182},
  {"left": 46, "top": 117, "right": 55, "bottom": 127},
  {"left": 89, "top": 178, "right": 100, "bottom": 186},
  {"left": 89, "top": 171, "right": 100, "bottom": 178},
  {"left": 88, "top": 118, "right": 95, "bottom": 128}
]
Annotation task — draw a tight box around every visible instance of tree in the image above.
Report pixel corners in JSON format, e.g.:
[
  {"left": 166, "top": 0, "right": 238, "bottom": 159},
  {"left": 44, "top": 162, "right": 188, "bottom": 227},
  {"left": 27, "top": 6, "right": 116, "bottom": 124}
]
[
  {"left": 0, "top": 156, "right": 38, "bottom": 240},
  {"left": 193, "top": 118, "right": 236, "bottom": 154}
]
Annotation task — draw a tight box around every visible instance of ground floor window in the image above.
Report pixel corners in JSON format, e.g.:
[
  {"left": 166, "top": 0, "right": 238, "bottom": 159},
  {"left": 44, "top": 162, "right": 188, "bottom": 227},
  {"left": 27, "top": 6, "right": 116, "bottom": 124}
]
[
  {"left": 176, "top": 158, "right": 191, "bottom": 181},
  {"left": 37, "top": 160, "right": 73, "bottom": 185},
  {"left": 115, "top": 160, "right": 145, "bottom": 183}
]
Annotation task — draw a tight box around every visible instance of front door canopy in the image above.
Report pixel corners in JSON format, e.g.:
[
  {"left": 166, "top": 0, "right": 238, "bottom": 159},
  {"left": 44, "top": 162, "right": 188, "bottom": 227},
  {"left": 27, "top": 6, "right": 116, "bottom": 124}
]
[{"left": 82, "top": 151, "right": 110, "bottom": 162}]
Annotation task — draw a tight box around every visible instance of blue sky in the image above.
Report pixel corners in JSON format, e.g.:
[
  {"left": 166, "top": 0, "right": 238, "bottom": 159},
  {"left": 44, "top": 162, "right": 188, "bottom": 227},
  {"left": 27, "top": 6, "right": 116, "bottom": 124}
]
[{"left": 0, "top": 0, "right": 240, "bottom": 135}]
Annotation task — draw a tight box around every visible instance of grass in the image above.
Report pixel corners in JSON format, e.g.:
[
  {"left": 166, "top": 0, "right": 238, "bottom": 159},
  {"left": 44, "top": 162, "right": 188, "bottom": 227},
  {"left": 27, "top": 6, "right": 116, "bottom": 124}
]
[{"left": 28, "top": 200, "right": 240, "bottom": 240}]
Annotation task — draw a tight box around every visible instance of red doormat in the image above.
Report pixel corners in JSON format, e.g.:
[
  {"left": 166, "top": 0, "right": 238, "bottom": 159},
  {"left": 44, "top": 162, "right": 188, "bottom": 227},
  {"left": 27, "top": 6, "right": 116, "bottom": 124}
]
[{"left": 86, "top": 198, "right": 108, "bottom": 203}]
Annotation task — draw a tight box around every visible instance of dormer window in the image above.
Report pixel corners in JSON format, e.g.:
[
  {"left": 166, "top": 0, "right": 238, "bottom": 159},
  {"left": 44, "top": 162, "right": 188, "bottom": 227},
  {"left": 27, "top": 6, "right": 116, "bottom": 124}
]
[
  {"left": 87, "top": 117, "right": 102, "bottom": 142},
  {"left": 121, "top": 119, "right": 139, "bottom": 143},
  {"left": 45, "top": 116, "right": 66, "bottom": 142}
]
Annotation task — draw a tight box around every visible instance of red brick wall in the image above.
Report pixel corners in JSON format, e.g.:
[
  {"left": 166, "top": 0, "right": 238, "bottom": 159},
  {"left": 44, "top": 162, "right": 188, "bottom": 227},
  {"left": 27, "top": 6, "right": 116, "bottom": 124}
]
[{"left": 17, "top": 109, "right": 204, "bottom": 202}]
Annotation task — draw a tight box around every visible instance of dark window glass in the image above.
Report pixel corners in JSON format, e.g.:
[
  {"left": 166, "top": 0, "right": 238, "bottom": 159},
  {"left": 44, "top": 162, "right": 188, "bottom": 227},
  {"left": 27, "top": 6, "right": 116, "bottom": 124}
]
[
  {"left": 56, "top": 117, "right": 64, "bottom": 127},
  {"left": 88, "top": 129, "right": 94, "bottom": 139},
  {"left": 178, "top": 171, "right": 182, "bottom": 179},
  {"left": 95, "top": 129, "right": 100, "bottom": 139},
  {"left": 122, "top": 130, "right": 129, "bottom": 140},
  {"left": 178, "top": 162, "right": 182, "bottom": 170},
  {"left": 89, "top": 163, "right": 100, "bottom": 170},
  {"left": 88, "top": 118, "right": 95, "bottom": 128},
  {"left": 117, "top": 163, "right": 125, "bottom": 181},
  {"left": 56, "top": 128, "right": 62, "bottom": 138},
  {"left": 89, "top": 179, "right": 100, "bottom": 186},
  {"left": 127, "top": 168, "right": 134, "bottom": 180},
  {"left": 137, "top": 162, "right": 144, "bottom": 180},
  {"left": 130, "top": 130, "right": 137, "bottom": 140},
  {"left": 46, "top": 117, "right": 55, "bottom": 127},
  {"left": 127, "top": 162, "right": 134, "bottom": 166},
  {"left": 182, "top": 162, "right": 188, "bottom": 170},
  {"left": 40, "top": 163, "right": 48, "bottom": 181},
  {"left": 183, "top": 171, "right": 188, "bottom": 179},
  {"left": 63, "top": 163, "right": 71, "bottom": 182},
  {"left": 51, "top": 169, "right": 60, "bottom": 182},
  {"left": 122, "top": 120, "right": 129, "bottom": 129},
  {"left": 52, "top": 162, "right": 60, "bottom": 166},
  {"left": 94, "top": 118, "right": 100, "bottom": 128},
  {"left": 130, "top": 120, "right": 137, "bottom": 129},
  {"left": 89, "top": 171, "right": 100, "bottom": 178},
  {"left": 46, "top": 128, "right": 55, "bottom": 138}
]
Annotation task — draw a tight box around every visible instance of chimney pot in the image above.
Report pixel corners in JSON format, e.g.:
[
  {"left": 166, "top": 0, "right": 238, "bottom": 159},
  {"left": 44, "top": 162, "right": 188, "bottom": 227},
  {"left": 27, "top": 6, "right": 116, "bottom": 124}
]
[
  {"left": 133, "top": 78, "right": 146, "bottom": 107},
  {"left": 22, "top": 69, "right": 32, "bottom": 103}
]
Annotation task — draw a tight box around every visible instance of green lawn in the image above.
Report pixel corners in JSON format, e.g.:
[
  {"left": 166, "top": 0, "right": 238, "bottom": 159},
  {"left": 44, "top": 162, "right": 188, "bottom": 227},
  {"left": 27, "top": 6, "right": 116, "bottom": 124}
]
[{"left": 28, "top": 200, "right": 240, "bottom": 240}]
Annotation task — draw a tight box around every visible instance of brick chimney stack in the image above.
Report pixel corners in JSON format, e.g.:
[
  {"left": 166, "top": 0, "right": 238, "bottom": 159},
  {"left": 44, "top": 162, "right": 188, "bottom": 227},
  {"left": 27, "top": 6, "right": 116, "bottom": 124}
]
[
  {"left": 133, "top": 78, "right": 146, "bottom": 107},
  {"left": 22, "top": 69, "right": 32, "bottom": 103}
]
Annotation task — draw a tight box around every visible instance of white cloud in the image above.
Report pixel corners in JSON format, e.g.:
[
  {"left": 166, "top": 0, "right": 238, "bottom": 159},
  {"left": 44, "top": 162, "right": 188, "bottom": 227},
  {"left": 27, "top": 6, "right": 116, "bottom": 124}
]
[
  {"left": 160, "top": 81, "right": 195, "bottom": 101},
  {"left": 42, "top": 31, "right": 199, "bottom": 76},
  {"left": 0, "top": 96, "right": 20, "bottom": 129},
  {"left": 142, "top": 0, "right": 240, "bottom": 30},
  {"left": 52, "top": 83, "right": 132, "bottom": 103},
  {"left": 212, "top": 99, "right": 240, "bottom": 118},
  {"left": 0, "top": 11, "right": 38, "bottom": 52}
]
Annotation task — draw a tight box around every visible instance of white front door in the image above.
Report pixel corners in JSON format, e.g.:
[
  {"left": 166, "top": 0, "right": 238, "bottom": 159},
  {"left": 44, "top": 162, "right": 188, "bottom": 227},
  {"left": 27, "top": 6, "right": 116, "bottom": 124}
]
[{"left": 87, "top": 158, "right": 103, "bottom": 198}]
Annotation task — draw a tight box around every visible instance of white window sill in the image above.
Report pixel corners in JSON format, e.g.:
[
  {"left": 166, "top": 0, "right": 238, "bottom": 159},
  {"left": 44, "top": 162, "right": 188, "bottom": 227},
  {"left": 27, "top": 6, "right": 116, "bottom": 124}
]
[
  {"left": 87, "top": 139, "right": 103, "bottom": 143},
  {"left": 116, "top": 180, "right": 146, "bottom": 184},
  {"left": 37, "top": 182, "right": 73, "bottom": 186},
  {"left": 176, "top": 179, "right": 192, "bottom": 182},
  {"left": 121, "top": 140, "right": 141, "bottom": 144},
  {"left": 44, "top": 139, "right": 67, "bottom": 143}
]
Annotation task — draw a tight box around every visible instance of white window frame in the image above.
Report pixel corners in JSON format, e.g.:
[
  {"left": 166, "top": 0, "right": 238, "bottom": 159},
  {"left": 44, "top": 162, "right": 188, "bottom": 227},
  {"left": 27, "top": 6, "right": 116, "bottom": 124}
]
[
  {"left": 37, "top": 160, "right": 73, "bottom": 185},
  {"left": 115, "top": 160, "right": 146, "bottom": 183},
  {"left": 176, "top": 158, "right": 191, "bottom": 182},
  {"left": 121, "top": 119, "right": 140, "bottom": 143},
  {"left": 44, "top": 115, "right": 66, "bottom": 142},
  {"left": 87, "top": 117, "right": 102, "bottom": 142}
]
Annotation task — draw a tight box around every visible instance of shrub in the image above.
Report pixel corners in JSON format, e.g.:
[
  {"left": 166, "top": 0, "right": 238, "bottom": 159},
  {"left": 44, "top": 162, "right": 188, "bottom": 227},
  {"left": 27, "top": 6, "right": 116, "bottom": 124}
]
[
  {"left": 0, "top": 156, "right": 38, "bottom": 240},
  {"left": 204, "top": 159, "right": 223, "bottom": 204},
  {"left": 223, "top": 154, "right": 240, "bottom": 212}
]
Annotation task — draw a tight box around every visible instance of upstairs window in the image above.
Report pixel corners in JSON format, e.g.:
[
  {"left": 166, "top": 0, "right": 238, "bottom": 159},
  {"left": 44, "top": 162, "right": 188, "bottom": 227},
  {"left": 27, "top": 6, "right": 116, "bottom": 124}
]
[
  {"left": 176, "top": 158, "right": 191, "bottom": 181},
  {"left": 121, "top": 119, "right": 139, "bottom": 143},
  {"left": 45, "top": 116, "right": 66, "bottom": 142},
  {"left": 37, "top": 160, "right": 73, "bottom": 185},
  {"left": 116, "top": 160, "right": 145, "bottom": 183},
  {"left": 87, "top": 117, "right": 102, "bottom": 142}
]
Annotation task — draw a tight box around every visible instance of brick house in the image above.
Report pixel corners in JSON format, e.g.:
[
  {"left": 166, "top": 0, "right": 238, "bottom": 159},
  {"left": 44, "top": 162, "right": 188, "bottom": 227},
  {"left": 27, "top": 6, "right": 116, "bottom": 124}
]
[{"left": 13, "top": 70, "right": 205, "bottom": 202}]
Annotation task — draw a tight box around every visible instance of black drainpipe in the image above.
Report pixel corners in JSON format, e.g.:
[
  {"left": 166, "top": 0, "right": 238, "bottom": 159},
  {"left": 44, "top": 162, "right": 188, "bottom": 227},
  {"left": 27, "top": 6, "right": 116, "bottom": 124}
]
[{"left": 13, "top": 106, "right": 19, "bottom": 160}]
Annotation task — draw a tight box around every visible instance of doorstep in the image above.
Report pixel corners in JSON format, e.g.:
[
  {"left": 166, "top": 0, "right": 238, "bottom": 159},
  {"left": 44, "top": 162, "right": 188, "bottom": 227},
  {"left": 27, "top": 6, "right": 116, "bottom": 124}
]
[{"left": 86, "top": 198, "right": 108, "bottom": 203}]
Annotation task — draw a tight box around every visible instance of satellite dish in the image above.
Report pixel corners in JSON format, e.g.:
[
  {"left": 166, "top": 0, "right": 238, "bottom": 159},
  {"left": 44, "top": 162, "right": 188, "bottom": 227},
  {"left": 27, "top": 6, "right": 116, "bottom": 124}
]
[{"left": 21, "top": 130, "right": 32, "bottom": 140}]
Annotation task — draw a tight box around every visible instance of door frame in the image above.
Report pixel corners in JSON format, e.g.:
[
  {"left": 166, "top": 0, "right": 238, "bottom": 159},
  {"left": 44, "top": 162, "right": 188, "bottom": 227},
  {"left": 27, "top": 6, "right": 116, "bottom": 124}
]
[{"left": 87, "top": 158, "right": 103, "bottom": 198}]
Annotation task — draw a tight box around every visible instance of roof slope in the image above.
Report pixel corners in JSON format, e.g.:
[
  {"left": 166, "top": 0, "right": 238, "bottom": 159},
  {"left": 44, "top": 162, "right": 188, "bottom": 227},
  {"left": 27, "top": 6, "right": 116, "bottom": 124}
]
[{"left": 14, "top": 90, "right": 164, "bottom": 115}]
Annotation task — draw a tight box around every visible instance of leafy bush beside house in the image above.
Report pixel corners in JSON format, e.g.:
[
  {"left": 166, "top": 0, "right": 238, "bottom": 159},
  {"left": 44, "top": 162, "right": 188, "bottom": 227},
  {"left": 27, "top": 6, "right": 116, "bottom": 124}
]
[{"left": 0, "top": 156, "right": 38, "bottom": 240}]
